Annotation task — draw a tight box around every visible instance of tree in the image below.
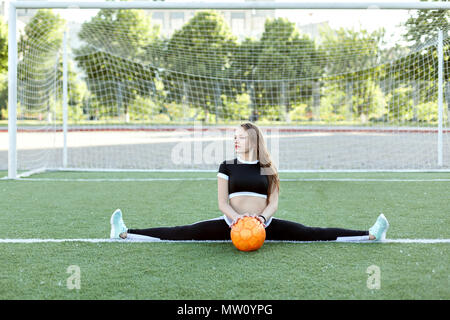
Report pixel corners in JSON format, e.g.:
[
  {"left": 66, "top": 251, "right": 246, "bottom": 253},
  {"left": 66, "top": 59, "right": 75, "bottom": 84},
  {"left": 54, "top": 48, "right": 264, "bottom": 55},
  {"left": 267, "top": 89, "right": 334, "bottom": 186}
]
[
  {"left": 403, "top": 0, "right": 449, "bottom": 49},
  {"left": 225, "top": 37, "right": 261, "bottom": 121},
  {"left": 401, "top": 0, "right": 450, "bottom": 120},
  {"left": 17, "top": 9, "right": 65, "bottom": 116},
  {"left": 320, "top": 25, "right": 387, "bottom": 118},
  {"left": 165, "top": 10, "right": 237, "bottom": 122},
  {"left": 75, "top": 7, "right": 160, "bottom": 119},
  {"left": 0, "top": 16, "right": 7, "bottom": 74},
  {"left": 53, "top": 59, "right": 87, "bottom": 122},
  {"left": 320, "top": 25, "right": 386, "bottom": 77},
  {"left": 16, "top": 9, "right": 88, "bottom": 122},
  {"left": 0, "top": 16, "right": 8, "bottom": 119},
  {"left": 253, "top": 18, "right": 322, "bottom": 121}
]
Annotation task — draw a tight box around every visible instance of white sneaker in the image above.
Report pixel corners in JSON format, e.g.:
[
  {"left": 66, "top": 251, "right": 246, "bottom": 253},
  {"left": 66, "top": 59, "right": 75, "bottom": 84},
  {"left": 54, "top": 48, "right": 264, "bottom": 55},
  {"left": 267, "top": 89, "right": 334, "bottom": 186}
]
[
  {"left": 110, "top": 209, "right": 127, "bottom": 239},
  {"left": 369, "top": 213, "right": 389, "bottom": 241}
]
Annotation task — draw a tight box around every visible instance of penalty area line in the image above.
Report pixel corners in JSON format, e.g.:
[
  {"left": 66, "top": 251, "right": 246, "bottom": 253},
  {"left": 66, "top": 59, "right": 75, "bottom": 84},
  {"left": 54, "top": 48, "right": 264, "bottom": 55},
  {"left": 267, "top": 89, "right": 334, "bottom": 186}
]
[{"left": 0, "top": 238, "right": 449, "bottom": 244}]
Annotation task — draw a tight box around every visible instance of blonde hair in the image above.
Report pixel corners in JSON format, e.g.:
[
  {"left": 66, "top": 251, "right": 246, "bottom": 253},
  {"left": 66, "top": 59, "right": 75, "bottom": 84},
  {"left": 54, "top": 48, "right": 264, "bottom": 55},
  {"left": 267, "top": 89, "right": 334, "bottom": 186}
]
[{"left": 240, "top": 122, "right": 280, "bottom": 203}]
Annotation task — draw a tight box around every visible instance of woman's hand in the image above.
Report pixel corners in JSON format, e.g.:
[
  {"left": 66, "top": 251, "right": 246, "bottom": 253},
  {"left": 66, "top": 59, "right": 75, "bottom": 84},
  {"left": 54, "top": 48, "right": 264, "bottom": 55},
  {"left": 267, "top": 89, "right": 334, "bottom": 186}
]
[
  {"left": 254, "top": 215, "right": 266, "bottom": 227},
  {"left": 230, "top": 213, "right": 266, "bottom": 228},
  {"left": 230, "top": 214, "right": 245, "bottom": 228},
  {"left": 230, "top": 212, "right": 251, "bottom": 228},
  {"left": 246, "top": 214, "right": 266, "bottom": 228}
]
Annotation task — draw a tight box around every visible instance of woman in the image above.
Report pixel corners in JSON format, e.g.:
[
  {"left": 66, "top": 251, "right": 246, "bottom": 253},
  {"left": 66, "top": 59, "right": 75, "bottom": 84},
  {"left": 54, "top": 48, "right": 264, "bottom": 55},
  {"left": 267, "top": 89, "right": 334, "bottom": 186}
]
[{"left": 110, "top": 122, "right": 389, "bottom": 242}]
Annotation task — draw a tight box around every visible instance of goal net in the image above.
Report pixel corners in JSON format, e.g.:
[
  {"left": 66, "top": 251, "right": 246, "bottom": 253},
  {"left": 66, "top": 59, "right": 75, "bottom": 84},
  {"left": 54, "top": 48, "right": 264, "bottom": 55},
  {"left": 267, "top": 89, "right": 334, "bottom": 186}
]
[{"left": 5, "top": 1, "right": 450, "bottom": 176}]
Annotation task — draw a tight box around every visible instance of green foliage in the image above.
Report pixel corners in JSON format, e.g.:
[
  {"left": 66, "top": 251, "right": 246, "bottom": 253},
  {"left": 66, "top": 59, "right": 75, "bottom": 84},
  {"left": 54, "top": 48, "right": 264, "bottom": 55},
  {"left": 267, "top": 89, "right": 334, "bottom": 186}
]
[
  {"left": 163, "top": 102, "right": 186, "bottom": 122},
  {"left": 165, "top": 11, "right": 237, "bottom": 120},
  {"left": 386, "top": 86, "right": 414, "bottom": 121},
  {"left": 318, "top": 79, "right": 387, "bottom": 122},
  {"left": 0, "top": 73, "right": 7, "bottom": 120},
  {"left": 127, "top": 95, "right": 162, "bottom": 121},
  {"left": 403, "top": 0, "right": 449, "bottom": 49},
  {"left": 398, "top": 1, "right": 450, "bottom": 91},
  {"left": 151, "top": 113, "right": 171, "bottom": 123},
  {"left": 83, "top": 96, "right": 112, "bottom": 121},
  {"left": 53, "top": 101, "right": 84, "bottom": 122},
  {"left": 167, "top": 11, "right": 236, "bottom": 77},
  {"left": 320, "top": 24, "right": 386, "bottom": 76},
  {"left": 14, "top": 6, "right": 445, "bottom": 125},
  {"left": 0, "top": 16, "right": 8, "bottom": 74},
  {"left": 415, "top": 101, "right": 448, "bottom": 123},
  {"left": 320, "top": 85, "right": 347, "bottom": 122},
  {"left": 0, "top": 16, "right": 6, "bottom": 119},
  {"left": 227, "top": 37, "right": 260, "bottom": 81},
  {"left": 75, "top": 6, "right": 160, "bottom": 118},
  {"left": 288, "top": 104, "right": 309, "bottom": 121},
  {"left": 57, "top": 60, "right": 87, "bottom": 121},
  {"left": 221, "top": 92, "right": 251, "bottom": 120},
  {"left": 19, "top": 9, "right": 65, "bottom": 62},
  {"left": 252, "top": 18, "right": 322, "bottom": 119},
  {"left": 350, "top": 80, "right": 387, "bottom": 121},
  {"left": 17, "top": 10, "right": 65, "bottom": 116},
  {"left": 77, "top": 7, "right": 159, "bottom": 60},
  {"left": 367, "top": 84, "right": 388, "bottom": 121},
  {"left": 10, "top": 9, "right": 90, "bottom": 121},
  {"left": 319, "top": 26, "right": 390, "bottom": 121},
  {"left": 258, "top": 18, "right": 322, "bottom": 80}
]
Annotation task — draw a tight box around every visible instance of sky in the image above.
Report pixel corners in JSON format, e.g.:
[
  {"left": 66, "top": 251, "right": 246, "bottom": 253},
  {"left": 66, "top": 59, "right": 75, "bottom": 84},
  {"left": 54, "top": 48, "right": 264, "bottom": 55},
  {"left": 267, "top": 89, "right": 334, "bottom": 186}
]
[
  {"left": 275, "top": 0, "right": 415, "bottom": 30},
  {"left": 53, "top": 0, "right": 422, "bottom": 24},
  {"left": 273, "top": 0, "right": 422, "bottom": 45}
]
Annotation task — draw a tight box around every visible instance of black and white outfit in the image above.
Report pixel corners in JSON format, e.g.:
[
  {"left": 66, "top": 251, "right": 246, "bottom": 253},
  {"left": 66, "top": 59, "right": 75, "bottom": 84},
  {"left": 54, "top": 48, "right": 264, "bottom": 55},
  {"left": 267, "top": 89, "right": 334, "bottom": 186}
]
[{"left": 127, "top": 157, "right": 370, "bottom": 241}]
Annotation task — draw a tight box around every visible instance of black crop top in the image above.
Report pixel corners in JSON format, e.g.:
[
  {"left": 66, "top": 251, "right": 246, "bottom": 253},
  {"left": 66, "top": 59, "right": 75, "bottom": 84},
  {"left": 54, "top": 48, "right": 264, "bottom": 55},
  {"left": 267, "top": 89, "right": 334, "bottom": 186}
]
[{"left": 217, "top": 157, "right": 269, "bottom": 199}]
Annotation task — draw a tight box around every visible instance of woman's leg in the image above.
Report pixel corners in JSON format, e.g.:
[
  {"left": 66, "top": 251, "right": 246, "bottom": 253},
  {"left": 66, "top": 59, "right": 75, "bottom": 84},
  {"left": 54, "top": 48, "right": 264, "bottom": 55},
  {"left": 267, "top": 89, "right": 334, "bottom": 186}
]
[
  {"left": 265, "top": 218, "right": 369, "bottom": 241},
  {"left": 126, "top": 217, "right": 370, "bottom": 241},
  {"left": 127, "top": 217, "right": 231, "bottom": 241}
]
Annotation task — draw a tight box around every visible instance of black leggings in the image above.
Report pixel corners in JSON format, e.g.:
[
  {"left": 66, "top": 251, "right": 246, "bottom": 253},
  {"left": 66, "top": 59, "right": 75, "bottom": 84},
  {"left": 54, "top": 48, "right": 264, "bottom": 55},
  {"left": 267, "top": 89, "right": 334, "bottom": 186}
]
[{"left": 127, "top": 217, "right": 369, "bottom": 241}]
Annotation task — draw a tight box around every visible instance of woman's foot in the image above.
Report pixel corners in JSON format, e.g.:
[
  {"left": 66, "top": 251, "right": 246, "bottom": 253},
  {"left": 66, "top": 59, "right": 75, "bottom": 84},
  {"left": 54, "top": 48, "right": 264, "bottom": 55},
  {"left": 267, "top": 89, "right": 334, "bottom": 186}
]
[
  {"left": 119, "top": 232, "right": 127, "bottom": 239},
  {"left": 369, "top": 213, "right": 389, "bottom": 241},
  {"left": 110, "top": 209, "right": 128, "bottom": 239}
]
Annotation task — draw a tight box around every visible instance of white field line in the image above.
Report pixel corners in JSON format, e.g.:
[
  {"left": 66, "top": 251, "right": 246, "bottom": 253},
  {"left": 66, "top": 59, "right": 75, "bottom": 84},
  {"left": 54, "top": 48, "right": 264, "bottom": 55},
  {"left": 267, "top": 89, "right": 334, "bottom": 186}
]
[
  {"left": 49, "top": 168, "right": 450, "bottom": 173},
  {"left": 10, "top": 178, "right": 450, "bottom": 182},
  {"left": 0, "top": 238, "right": 449, "bottom": 244}
]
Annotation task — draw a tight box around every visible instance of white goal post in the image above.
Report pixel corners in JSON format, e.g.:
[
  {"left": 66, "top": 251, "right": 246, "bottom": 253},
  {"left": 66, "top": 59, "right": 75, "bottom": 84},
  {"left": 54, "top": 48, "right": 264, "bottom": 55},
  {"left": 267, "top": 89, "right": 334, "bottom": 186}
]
[{"left": 7, "top": 1, "right": 450, "bottom": 178}]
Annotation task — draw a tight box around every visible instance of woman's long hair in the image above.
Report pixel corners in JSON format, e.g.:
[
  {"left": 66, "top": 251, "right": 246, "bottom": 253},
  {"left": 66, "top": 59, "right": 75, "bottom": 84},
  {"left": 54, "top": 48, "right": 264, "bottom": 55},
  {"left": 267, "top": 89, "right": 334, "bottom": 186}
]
[{"left": 240, "top": 122, "right": 280, "bottom": 203}]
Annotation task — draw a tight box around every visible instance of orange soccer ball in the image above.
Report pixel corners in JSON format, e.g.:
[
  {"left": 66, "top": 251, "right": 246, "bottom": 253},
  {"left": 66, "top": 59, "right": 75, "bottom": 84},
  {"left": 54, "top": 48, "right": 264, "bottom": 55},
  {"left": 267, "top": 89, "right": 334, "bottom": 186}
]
[{"left": 230, "top": 216, "right": 266, "bottom": 251}]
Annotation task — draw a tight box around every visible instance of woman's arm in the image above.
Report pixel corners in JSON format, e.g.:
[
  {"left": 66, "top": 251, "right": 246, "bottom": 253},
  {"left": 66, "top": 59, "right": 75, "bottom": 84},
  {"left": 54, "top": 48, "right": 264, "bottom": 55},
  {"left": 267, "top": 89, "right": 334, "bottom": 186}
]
[
  {"left": 258, "top": 184, "right": 279, "bottom": 223},
  {"left": 217, "top": 176, "right": 240, "bottom": 222}
]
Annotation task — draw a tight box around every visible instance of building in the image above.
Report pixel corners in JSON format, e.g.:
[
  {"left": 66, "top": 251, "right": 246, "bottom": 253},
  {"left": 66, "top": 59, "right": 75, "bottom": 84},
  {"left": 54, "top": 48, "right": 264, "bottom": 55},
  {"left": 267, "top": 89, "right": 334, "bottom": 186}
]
[
  {"left": 0, "top": 0, "right": 6, "bottom": 19},
  {"left": 1, "top": 0, "right": 39, "bottom": 23},
  {"left": 147, "top": 0, "right": 276, "bottom": 41},
  {"left": 297, "top": 21, "right": 330, "bottom": 42},
  {"left": 0, "top": 0, "right": 37, "bottom": 32}
]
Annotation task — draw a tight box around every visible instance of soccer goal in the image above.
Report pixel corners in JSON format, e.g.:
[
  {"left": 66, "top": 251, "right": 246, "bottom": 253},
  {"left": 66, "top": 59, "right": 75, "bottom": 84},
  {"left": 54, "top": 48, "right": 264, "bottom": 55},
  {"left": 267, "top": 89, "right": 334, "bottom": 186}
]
[{"left": 5, "top": 1, "right": 450, "bottom": 178}]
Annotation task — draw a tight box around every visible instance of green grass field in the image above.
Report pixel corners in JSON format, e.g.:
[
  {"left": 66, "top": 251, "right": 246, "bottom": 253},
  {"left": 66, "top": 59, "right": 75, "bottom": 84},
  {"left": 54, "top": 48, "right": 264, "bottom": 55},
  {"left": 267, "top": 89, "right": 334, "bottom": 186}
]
[{"left": 0, "top": 171, "right": 449, "bottom": 299}]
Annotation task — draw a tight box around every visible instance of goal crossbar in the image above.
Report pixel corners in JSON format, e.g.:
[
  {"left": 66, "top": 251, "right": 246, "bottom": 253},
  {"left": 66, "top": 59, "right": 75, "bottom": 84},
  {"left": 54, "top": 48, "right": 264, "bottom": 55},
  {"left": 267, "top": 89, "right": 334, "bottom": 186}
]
[{"left": 10, "top": 1, "right": 450, "bottom": 10}]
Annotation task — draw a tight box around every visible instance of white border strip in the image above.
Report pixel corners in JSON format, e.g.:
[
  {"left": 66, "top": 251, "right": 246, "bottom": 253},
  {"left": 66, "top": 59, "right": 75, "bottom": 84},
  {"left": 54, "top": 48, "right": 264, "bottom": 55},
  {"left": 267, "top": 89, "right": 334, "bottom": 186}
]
[{"left": 0, "top": 238, "right": 448, "bottom": 244}]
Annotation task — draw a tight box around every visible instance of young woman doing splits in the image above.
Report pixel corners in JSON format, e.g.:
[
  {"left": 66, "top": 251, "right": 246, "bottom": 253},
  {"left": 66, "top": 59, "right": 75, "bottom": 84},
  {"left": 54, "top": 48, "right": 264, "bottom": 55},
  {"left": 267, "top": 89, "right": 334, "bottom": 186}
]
[{"left": 110, "top": 122, "right": 389, "bottom": 242}]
